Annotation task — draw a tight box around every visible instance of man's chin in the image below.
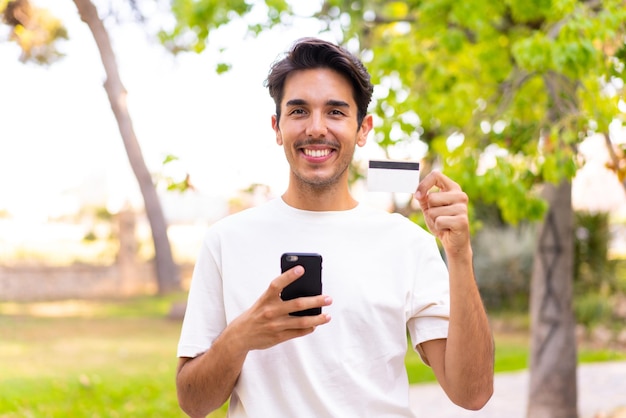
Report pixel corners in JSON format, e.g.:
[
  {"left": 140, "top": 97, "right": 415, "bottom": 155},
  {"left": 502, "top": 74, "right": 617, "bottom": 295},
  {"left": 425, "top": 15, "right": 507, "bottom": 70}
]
[{"left": 294, "top": 173, "right": 340, "bottom": 189}]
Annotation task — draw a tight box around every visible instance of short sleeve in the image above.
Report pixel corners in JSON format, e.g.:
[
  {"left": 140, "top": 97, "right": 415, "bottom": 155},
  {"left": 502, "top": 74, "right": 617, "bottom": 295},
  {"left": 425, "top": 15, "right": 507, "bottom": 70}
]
[
  {"left": 406, "top": 233, "right": 450, "bottom": 357},
  {"left": 177, "top": 230, "right": 227, "bottom": 358}
]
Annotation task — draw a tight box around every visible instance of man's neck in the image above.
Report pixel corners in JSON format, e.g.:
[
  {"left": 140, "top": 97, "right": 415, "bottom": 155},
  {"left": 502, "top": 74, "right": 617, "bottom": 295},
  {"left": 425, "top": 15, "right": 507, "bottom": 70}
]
[{"left": 281, "top": 183, "right": 357, "bottom": 212}]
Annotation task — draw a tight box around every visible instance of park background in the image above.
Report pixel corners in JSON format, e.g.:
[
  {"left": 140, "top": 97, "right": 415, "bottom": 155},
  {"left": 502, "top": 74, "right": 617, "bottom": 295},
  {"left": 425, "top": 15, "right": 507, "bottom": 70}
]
[{"left": 2, "top": 0, "right": 626, "bottom": 417}]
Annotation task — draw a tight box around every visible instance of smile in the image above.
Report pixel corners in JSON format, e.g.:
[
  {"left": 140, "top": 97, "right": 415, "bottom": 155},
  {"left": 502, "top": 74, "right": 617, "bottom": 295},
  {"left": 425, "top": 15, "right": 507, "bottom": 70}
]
[{"left": 303, "top": 148, "right": 331, "bottom": 158}]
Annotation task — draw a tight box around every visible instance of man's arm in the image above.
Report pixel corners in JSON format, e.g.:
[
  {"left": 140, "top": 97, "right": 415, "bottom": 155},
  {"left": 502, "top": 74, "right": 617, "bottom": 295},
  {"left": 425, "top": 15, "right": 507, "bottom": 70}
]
[
  {"left": 419, "top": 258, "right": 494, "bottom": 410},
  {"left": 415, "top": 171, "right": 494, "bottom": 410},
  {"left": 176, "top": 265, "right": 332, "bottom": 418},
  {"left": 176, "top": 330, "right": 246, "bottom": 418}
]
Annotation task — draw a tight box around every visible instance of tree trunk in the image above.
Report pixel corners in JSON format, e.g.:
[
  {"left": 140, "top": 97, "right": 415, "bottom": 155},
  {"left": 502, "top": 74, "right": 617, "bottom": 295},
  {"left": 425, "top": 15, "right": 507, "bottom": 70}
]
[
  {"left": 72, "top": 0, "right": 180, "bottom": 294},
  {"left": 527, "top": 180, "right": 578, "bottom": 418}
]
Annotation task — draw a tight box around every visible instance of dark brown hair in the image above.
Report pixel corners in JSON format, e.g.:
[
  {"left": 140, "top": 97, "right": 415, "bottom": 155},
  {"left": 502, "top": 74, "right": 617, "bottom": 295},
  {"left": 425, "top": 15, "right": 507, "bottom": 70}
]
[{"left": 265, "top": 37, "right": 373, "bottom": 127}]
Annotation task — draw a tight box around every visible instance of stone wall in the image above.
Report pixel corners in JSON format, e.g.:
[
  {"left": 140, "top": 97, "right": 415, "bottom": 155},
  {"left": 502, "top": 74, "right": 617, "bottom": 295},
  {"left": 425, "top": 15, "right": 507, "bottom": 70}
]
[
  {"left": 0, "top": 263, "right": 154, "bottom": 301},
  {"left": 0, "top": 209, "right": 195, "bottom": 302},
  {"left": 0, "top": 263, "right": 193, "bottom": 302}
]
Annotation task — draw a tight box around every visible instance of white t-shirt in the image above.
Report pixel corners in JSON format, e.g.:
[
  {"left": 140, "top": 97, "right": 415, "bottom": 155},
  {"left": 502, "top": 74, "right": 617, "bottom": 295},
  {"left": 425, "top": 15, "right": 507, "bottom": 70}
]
[{"left": 178, "top": 198, "right": 450, "bottom": 418}]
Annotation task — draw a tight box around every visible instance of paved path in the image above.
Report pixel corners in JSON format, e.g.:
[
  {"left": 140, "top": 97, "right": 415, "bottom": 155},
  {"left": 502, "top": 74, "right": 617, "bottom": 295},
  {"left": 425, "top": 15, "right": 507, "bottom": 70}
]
[{"left": 409, "top": 361, "right": 626, "bottom": 418}]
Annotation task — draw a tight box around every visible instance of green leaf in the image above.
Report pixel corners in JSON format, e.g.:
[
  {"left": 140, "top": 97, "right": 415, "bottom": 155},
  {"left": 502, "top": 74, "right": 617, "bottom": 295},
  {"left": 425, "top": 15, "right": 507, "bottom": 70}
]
[
  {"left": 162, "top": 154, "right": 179, "bottom": 165},
  {"left": 215, "top": 62, "right": 232, "bottom": 74}
]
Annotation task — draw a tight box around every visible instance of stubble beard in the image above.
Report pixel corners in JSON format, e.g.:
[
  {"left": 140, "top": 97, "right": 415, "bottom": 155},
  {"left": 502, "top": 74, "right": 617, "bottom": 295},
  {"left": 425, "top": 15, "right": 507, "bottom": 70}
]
[
  {"left": 290, "top": 151, "right": 353, "bottom": 193},
  {"left": 292, "top": 163, "right": 349, "bottom": 191}
]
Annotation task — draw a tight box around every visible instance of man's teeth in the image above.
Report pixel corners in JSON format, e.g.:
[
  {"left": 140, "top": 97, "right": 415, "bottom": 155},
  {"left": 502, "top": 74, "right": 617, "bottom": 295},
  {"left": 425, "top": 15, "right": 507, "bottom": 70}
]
[{"left": 304, "top": 149, "right": 330, "bottom": 158}]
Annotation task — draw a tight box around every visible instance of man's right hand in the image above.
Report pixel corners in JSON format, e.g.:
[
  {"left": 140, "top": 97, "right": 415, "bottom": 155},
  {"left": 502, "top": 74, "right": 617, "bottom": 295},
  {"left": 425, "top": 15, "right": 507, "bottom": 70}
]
[
  {"left": 176, "top": 266, "right": 332, "bottom": 417},
  {"left": 228, "top": 265, "right": 333, "bottom": 353}
]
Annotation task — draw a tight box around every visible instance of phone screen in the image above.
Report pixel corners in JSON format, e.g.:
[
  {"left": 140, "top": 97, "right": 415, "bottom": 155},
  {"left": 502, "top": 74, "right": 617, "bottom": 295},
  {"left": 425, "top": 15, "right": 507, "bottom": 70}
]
[{"left": 280, "top": 253, "right": 323, "bottom": 316}]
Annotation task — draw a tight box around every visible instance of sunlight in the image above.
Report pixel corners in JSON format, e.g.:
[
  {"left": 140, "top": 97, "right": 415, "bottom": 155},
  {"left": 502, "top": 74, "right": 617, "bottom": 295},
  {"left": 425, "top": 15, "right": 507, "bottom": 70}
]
[{"left": 0, "top": 300, "right": 97, "bottom": 317}]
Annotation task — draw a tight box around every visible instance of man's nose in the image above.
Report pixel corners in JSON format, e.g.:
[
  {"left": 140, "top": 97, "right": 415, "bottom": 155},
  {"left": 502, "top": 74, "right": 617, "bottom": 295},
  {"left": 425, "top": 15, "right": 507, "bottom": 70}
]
[{"left": 305, "top": 112, "right": 328, "bottom": 138}]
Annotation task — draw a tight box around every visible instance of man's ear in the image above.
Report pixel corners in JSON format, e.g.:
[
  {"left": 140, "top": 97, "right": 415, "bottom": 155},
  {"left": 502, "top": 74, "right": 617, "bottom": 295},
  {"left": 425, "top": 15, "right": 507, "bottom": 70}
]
[
  {"left": 271, "top": 114, "right": 283, "bottom": 145},
  {"left": 357, "top": 114, "right": 373, "bottom": 147}
]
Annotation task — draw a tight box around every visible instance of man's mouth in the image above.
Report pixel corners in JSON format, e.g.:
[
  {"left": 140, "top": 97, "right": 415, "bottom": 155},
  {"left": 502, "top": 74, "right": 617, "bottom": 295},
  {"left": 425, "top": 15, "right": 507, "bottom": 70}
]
[{"left": 303, "top": 148, "right": 331, "bottom": 158}]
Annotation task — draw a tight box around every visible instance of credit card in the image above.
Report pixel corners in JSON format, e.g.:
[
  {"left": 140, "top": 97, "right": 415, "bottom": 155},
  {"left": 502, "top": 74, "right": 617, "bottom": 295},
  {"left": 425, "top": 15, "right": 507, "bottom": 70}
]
[{"left": 367, "top": 160, "right": 420, "bottom": 193}]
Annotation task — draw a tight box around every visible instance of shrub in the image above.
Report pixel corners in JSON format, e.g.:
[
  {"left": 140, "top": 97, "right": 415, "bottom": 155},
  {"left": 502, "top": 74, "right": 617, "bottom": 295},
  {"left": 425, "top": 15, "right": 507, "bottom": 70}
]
[
  {"left": 574, "top": 292, "right": 614, "bottom": 329},
  {"left": 574, "top": 211, "right": 615, "bottom": 296},
  {"left": 473, "top": 224, "right": 535, "bottom": 311}
]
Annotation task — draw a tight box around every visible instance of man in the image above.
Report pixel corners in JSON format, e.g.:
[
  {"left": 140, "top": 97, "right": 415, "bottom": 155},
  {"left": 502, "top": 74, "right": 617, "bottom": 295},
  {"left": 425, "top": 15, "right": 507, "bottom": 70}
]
[{"left": 176, "top": 37, "right": 494, "bottom": 418}]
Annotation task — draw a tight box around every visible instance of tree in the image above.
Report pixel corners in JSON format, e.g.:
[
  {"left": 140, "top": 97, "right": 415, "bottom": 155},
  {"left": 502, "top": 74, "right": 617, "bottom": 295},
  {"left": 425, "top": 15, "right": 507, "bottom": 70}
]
[
  {"left": 1, "top": 0, "right": 181, "bottom": 294},
  {"left": 169, "top": 1, "right": 625, "bottom": 414},
  {"left": 75, "top": 0, "right": 185, "bottom": 294},
  {"left": 0, "top": 0, "right": 298, "bottom": 293},
  {"left": 9, "top": 0, "right": 623, "bottom": 413},
  {"left": 0, "top": 0, "right": 289, "bottom": 294},
  {"left": 307, "top": 2, "right": 625, "bottom": 416}
]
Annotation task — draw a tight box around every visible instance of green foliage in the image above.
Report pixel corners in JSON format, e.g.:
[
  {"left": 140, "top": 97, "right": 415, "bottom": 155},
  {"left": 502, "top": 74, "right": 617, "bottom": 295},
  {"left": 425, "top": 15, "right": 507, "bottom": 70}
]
[
  {"left": 473, "top": 225, "right": 535, "bottom": 311},
  {"left": 472, "top": 210, "right": 625, "bottom": 316},
  {"left": 313, "top": 0, "right": 626, "bottom": 226},
  {"left": 574, "top": 211, "right": 614, "bottom": 295},
  {"left": 162, "top": 154, "right": 179, "bottom": 165},
  {"left": 160, "top": 0, "right": 290, "bottom": 54},
  {"left": 5, "top": 1, "right": 625, "bottom": 227},
  {"left": 441, "top": 150, "right": 548, "bottom": 225},
  {"left": 215, "top": 62, "right": 232, "bottom": 74},
  {"left": 574, "top": 292, "right": 614, "bottom": 329},
  {"left": 571, "top": 211, "right": 625, "bottom": 329},
  {"left": 614, "top": 259, "right": 626, "bottom": 295},
  {"left": 506, "top": 0, "right": 555, "bottom": 23},
  {"left": 160, "top": 0, "right": 251, "bottom": 53},
  {"left": 82, "top": 230, "right": 97, "bottom": 242},
  {"left": 160, "top": 154, "right": 194, "bottom": 193},
  {"left": 95, "top": 206, "right": 113, "bottom": 221}
]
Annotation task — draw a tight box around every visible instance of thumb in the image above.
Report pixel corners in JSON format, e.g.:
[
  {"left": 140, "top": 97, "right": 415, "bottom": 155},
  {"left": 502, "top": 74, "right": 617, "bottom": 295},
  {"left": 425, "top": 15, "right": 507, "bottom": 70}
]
[{"left": 414, "top": 189, "right": 428, "bottom": 209}]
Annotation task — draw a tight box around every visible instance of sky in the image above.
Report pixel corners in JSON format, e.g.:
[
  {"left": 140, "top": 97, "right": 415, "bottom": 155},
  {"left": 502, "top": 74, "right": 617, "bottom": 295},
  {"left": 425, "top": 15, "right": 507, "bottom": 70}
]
[{"left": 1, "top": 0, "right": 393, "bottom": 223}]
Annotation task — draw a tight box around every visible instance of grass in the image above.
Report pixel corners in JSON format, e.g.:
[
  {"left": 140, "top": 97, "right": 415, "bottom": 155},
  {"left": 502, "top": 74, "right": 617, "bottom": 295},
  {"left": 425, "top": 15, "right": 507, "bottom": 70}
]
[
  {"left": 1, "top": 297, "right": 625, "bottom": 418},
  {"left": 1, "top": 316, "right": 184, "bottom": 417},
  {"left": 0, "top": 294, "right": 190, "bottom": 418},
  {"left": 404, "top": 330, "right": 626, "bottom": 385},
  {"left": 404, "top": 334, "right": 531, "bottom": 383}
]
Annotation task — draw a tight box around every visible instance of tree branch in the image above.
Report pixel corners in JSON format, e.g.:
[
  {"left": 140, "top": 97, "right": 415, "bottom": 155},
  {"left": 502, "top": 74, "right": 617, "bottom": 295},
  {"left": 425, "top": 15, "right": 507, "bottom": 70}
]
[
  {"left": 493, "top": 69, "right": 535, "bottom": 118},
  {"left": 602, "top": 132, "right": 626, "bottom": 194}
]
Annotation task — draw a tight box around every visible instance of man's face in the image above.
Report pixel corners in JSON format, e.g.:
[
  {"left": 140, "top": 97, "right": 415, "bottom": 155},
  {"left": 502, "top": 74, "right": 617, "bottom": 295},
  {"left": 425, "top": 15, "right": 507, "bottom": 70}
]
[{"left": 272, "top": 68, "right": 372, "bottom": 191}]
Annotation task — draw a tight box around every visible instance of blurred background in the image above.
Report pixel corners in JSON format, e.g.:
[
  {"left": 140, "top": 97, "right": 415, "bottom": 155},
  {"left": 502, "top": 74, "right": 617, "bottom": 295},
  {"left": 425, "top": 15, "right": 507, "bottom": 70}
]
[{"left": 1, "top": 1, "right": 626, "bottom": 417}]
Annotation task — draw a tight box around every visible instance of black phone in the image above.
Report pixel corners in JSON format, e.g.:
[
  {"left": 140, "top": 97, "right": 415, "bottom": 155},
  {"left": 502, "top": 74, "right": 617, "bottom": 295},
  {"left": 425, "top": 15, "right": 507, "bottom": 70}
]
[{"left": 280, "top": 253, "right": 323, "bottom": 316}]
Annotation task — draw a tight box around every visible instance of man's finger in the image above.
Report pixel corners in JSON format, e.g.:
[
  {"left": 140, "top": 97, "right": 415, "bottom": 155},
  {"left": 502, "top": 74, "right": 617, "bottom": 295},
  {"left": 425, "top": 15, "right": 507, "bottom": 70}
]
[
  {"left": 424, "top": 191, "right": 469, "bottom": 209},
  {"left": 282, "top": 295, "right": 333, "bottom": 319},
  {"left": 424, "top": 202, "right": 467, "bottom": 219},
  {"left": 268, "top": 265, "right": 304, "bottom": 295},
  {"left": 415, "top": 171, "right": 461, "bottom": 199}
]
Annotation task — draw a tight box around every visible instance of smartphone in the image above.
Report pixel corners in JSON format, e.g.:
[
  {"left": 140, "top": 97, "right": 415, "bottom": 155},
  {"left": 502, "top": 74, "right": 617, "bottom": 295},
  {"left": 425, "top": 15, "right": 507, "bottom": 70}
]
[{"left": 280, "top": 253, "right": 323, "bottom": 316}]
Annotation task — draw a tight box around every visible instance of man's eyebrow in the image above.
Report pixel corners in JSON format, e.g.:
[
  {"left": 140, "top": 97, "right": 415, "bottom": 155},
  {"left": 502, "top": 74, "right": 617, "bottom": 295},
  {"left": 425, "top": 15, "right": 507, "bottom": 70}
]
[
  {"left": 285, "top": 99, "right": 307, "bottom": 107},
  {"left": 326, "top": 99, "right": 350, "bottom": 108},
  {"left": 284, "top": 99, "right": 351, "bottom": 108}
]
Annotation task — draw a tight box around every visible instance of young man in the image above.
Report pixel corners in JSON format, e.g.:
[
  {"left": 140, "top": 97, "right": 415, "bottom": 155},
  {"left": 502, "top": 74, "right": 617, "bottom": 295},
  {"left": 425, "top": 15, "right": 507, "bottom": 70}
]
[{"left": 176, "top": 37, "right": 494, "bottom": 418}]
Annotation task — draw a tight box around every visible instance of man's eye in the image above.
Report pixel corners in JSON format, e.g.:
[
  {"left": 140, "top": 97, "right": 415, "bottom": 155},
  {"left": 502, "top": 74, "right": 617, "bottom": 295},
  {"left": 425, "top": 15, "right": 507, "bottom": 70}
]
[
  {"left": 290, "top": 109, "right": 306, "bottom": 115},
  {"left": 330, "top": 109, "right": 345, "bottom": 116}
]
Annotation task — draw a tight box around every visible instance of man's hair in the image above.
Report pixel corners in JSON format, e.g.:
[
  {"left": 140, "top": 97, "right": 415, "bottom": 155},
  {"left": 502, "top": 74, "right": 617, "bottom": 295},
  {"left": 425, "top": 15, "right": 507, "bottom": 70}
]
[{"left": 265, "top": 37, "right": 374, "bottom": 127}]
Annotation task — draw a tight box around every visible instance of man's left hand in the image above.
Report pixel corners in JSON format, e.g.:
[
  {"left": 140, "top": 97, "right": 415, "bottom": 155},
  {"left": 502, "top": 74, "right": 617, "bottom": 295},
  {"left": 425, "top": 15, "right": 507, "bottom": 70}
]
[{"left": 415, "top": 171, "right": 471, "bottom": 257}]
